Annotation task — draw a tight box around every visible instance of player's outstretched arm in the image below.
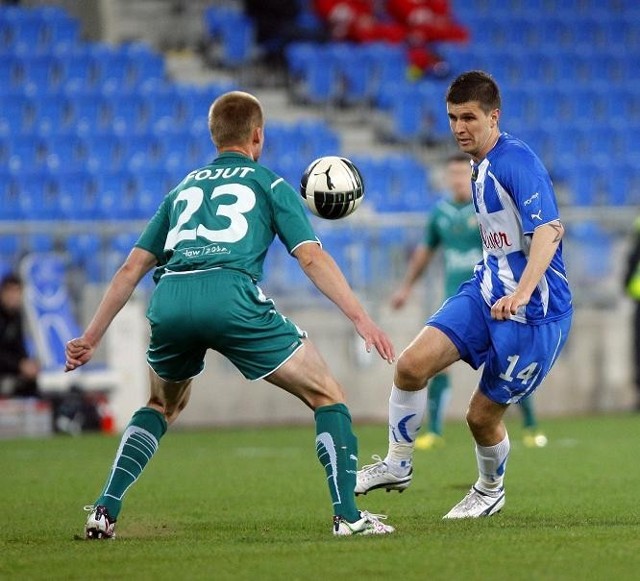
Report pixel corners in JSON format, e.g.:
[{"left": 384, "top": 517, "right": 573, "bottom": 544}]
[
  {"left": 65, "top": 247, "right": 158, "bottom": 371},
  {"left": 491, "top": 220, "right": 565, "bottom": 320},
  {"left": 294, "top": 242, "right": 395, "bottom": 363},
  {"left": 390, "top": 245, "right": 433, "bottom": 310}
]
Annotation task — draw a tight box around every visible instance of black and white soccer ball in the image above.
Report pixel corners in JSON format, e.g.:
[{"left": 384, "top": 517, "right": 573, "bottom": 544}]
[{"left": 300, "top": 156, "right": 364, "bottom": 220}]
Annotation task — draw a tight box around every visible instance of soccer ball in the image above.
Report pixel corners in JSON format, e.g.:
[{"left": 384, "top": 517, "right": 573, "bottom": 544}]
[{"left": 300, "top": 156, "right": 364, "bottom": 220}]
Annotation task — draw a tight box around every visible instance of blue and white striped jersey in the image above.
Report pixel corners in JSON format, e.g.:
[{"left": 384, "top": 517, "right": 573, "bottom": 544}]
[{"left": 470, "top": 133, "right": 572, "bottom": 324}]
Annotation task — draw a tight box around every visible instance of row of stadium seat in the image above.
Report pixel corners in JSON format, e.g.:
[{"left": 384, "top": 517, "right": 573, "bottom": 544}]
[
  {"left": 0, "top": 5, "right": 80, "bottom": 53},
  {"left": 453, "top": 0, "right": 637, "bottom": 18},
  {"left": 0, "top": 148, "right": 436, "bottom": 222},
  {"left": 0, "top": 46, "right": 166, "bottom": 93},
  {"left": 0, "top": 114, "right": 341, "bottom": 175},
  {"left": 0, "top": 84, "right": 232, "bottom": 137},
  {"left": 466, "top": 12, "right": 640, "bottom": 49}
]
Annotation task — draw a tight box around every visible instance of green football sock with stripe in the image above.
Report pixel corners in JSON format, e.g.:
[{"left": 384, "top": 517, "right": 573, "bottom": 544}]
[
  {"left": 427, "top": 373, "right": 451, "bottom": 436},
  {"left": 314, "top": 403, "right": 360, "bottom": 523},
  {"left": 95, "top": 407, "right": 168, "bottom": 519}
]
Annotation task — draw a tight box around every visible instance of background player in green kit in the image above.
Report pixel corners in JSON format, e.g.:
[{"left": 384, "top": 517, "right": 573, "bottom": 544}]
[
  {"left": 390, "top": 153, "right": 547, "bottom": 449},
  {"left": 65, "top": 91, "right": 396, "bottom": 538}
]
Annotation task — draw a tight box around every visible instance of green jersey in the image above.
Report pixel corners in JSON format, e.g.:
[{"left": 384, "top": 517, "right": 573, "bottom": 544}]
[
  {"left": 424, "top": 198, "right": 483, "bottom": 297},
  {"left": 136, "top": 152, "right": 318, "bottom": 282}
]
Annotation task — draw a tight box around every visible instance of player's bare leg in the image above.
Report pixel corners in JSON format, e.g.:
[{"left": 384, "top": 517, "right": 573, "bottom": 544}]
[
  {"left": 267, "top": 339, "right": 394, "bottom": 535},
  {"left": 356, "top": 326, "right": 459, "bottom": 495}
]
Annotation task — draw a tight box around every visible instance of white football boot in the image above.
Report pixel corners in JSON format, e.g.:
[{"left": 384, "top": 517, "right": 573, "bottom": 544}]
[
  {"left": 443, "top": 486, "right": 505, "bottom": 519},
  {"left": 355, "top": 455, "right": 413, "bottom": 495},
  {"left": 333, "top": 511, "right": 395, "bottom": 535},
  {"left": 84, "top": 505, "right": 117, "bottom": 539}
]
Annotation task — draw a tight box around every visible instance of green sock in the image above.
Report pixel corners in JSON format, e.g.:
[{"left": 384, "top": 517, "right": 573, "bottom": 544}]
[
  {"left": 427, "top": 373, "right": 450, "bottom": 436},
  {"left": 314, "top": 403, "right": 360, "bottom": 523},
  {"left": 96, "top": 407, "right": 168, "bottom": 519},
  {"left": 519, "top": 397, "right": 537, "bottom": 429}
]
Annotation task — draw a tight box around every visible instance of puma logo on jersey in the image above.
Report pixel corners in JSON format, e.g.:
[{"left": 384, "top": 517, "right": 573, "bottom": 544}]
[{"left": 531, "top": 210, "right": 543, "bottom": 221}]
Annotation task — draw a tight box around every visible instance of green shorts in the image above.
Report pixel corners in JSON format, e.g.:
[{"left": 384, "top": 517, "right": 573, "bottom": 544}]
[{"left": 146, "top": 268, "right": 306, "bottom": 381}]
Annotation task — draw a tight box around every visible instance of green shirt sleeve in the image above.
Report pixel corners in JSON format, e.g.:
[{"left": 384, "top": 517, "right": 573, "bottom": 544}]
[
  {"left": 424, "top": 208, "right": 441, "bottom": 250},
  {"left": 135, "top": 195, "right": 172, "bottom": 265},
  {"left": 270, "top": 177, "right": 319, "bottom": 253}
]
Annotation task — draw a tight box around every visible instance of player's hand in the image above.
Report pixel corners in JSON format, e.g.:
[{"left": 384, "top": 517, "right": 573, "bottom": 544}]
[
  {"left": 491, "top": 291, "right": 530, "bottom": 320},
  {"left": 64, "top": 337, "right": 96, "bottom": 371},
  {"left": 354, "top": 317, "right": 396, "bottom": 364},
  {"left": 389, "top": 287, "right": 410, "bottom": 310},
  {"left": 19, "top": 358, "right": 40, "bottom": 380}
]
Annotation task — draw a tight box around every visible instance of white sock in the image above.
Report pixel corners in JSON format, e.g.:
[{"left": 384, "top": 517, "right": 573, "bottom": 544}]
[
  {"left": 474, "top": 433, "right": 510, "bottom": 494},
  {"left": 385, "top": 384, "right": 428, "bottom": 474}
]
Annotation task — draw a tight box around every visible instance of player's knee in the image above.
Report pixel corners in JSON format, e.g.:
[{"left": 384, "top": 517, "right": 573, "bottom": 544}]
[
  {"left": 396, "top": 350, "right": 430, "bottom": 389},
  {"left": 466, "top": 406, "right": 494, "bottom": 438},
  {"left": 303, "top": 378, "right": 346, "bottom": 410}
]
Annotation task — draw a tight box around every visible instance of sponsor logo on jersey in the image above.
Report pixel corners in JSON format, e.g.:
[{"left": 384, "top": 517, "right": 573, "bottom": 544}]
[
  {"left": 479, "top": 223, "right": 512, "bottom": 250},
  {"left": 178, "top": 243, "right": 230, "bottom": 258}
]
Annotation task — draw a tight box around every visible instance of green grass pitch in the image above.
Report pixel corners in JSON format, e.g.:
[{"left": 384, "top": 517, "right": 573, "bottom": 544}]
[{"left": 1, "top": 414, "right": 639, "bottom": 580}]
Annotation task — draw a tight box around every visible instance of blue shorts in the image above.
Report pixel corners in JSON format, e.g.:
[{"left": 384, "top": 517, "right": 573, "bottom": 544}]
[{"left": 427, "top": 282, "right": 572, "bottom": 404}]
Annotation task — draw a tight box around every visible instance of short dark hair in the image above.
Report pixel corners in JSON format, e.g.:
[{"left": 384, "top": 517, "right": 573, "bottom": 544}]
[
  {"left": 446, "top": 70, "right": 501, "bottom": 113},
  {"left": 446, "top": 152, "right": 472, "bottom": 165},
  {"left": 0, "top": 273, "right": 22, "bottom": 290}
]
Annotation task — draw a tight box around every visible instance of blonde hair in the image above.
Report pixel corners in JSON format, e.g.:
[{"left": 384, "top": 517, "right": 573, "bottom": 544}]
[{"left": 208, "top": 91, "right": 264, "bottom": 148}]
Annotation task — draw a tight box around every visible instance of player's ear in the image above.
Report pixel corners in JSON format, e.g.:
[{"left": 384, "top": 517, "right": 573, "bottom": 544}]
[
  {"left": 490, "top": 109, "right": 500, "bottom": 127},
  {"left": 253, "top": 126, "right": 263, "bottom": 145}
]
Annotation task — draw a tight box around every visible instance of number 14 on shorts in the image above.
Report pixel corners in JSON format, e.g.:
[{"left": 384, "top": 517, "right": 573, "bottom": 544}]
[{"left": 499, "top": 354, "right": 541, "bottom": 386}]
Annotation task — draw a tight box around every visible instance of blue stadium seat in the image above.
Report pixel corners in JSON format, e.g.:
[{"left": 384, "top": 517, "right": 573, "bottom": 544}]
[
  {"left": 14, "top": 170, "right": 60, "bottom": 220},
  {"left": 124, "top": 43, "right": 165, "bottom": 84},
  {"left": 84, "top": 132, "right": 124, "bottom": 171},
  {"left": 26, "top": 233, "right": 55, "bottom": 253},
  {"left": 46, "top": 16, "right": 80, "bottom": 50},
  {"left": 0, "top": 234, "right": 20, "bottom": 263},
  {"left": 53, "top": 170, "right": 98, "bottom": 220},
  {"left": 566, "top": 163, "right": 602, "bottom": 206},
  {"left": 64, "top": 90, "right": 109, "bottom": 134},
  {"left": 94, "top": 171, "right": 136, "bottom": 220},
  {"left": 332, "top": 44, "right": 375, "bottom": 105},
  {"left": 388, "top": 87, "right": 430, "bottom": 142},
  {"left": 6, "top": 12, "right": 47, "bottom": 52},
  {"left": 205, "top": 7, "right": 255, "bottom": 67},
  {"left": 43, "top": 132, "right": 87, "bottom": 171},
  {"left": 20, "top": 54, "right": 62, "bottom": 93},
  {"left": 0, "top": 93, "right": 31, "bottom": 135},
  {"left": 106, "top": 93, "right": 146, "bottom": 134},
  {"left": 0, "top": 173, "right": 21, "bottom": 220},
  {"left": 142, "top": 89, "right": 184, "bottom": 131},
  {"left": 32, "top": 94, "right": 69, "bottom": 135},
  {"left": 385, "top": 156, "right": 432, "bottom": 213},
  {"left": 91, "top": 46, "right": 135, "bottom": 91},
  {"left": 605, "top": 162, "right": 634, "bottom": 206},
  {"left": 7, "top": 134, "right": 44, "bottom": 171},
  {"left": 58, "top": 51, "right": 97, "bottom": 89},
  {"left": 0, "top": 54, "right": 20, "bottom": 90},
  {"left": 119, "top": 132, "right": 160, "bottom": 171},
  {"left": 65, "top": 232, "right": 103, "bottom": 281},
  {"left": 286, "top": 43, "right": 340, "bottom": 104}
]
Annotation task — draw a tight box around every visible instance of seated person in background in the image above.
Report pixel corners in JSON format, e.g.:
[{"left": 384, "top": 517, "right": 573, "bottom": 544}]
[
  {"left": 244, "top": 0, "right": 329, "bottom": 67},
  {"left": 0, "top": 273, "right": 41, "bottom": 398}
]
